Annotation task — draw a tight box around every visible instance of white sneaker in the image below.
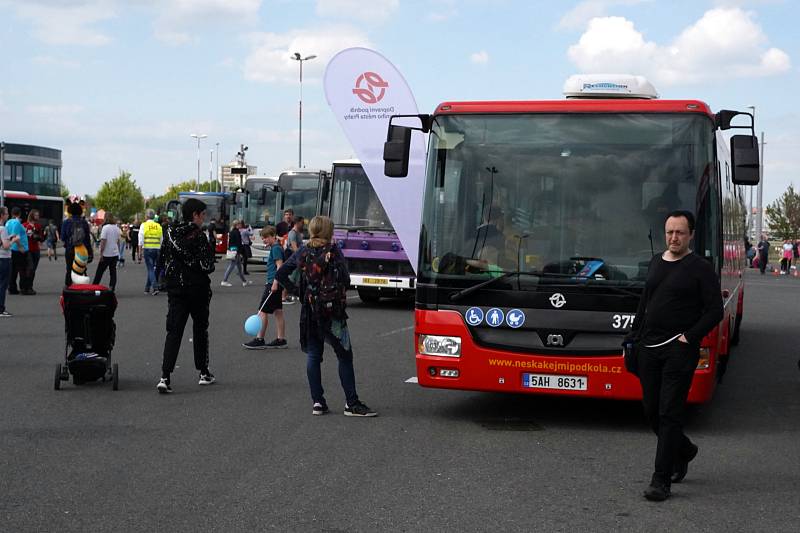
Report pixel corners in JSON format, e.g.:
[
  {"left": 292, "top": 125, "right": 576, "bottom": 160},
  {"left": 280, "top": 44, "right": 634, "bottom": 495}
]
[
  {"left": 243, "top": 280, "right": 253, "bottom": 287},
  {"left": 220, "top": 281, "right": 232, "bottom": 287},
  {"left": 0, "top": 311, "right": 12, "bottom": 317}
]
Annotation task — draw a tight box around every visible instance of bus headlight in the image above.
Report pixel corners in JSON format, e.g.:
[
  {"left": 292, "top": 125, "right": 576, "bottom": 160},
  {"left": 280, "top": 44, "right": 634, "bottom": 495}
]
[
  {"left": 697, "top": 347, "right": 711, "bottom": 370},
  {"left": 418, "top": 335, "right": 461, "bottom": 357}
]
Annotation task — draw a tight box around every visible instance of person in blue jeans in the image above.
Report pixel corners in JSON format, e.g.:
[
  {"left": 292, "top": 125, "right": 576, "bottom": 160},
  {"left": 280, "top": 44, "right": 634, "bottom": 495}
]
[{"left": 275, "top": 215, "right": 376, "bottom": 417}]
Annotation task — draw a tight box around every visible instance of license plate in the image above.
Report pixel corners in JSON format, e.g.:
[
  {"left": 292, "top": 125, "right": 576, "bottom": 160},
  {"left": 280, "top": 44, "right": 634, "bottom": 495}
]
[
  {"left": 522, "top": 373, "right": 587, "bottom": 391},
  {"left": 362, "top": 277, "right": 388, "bottom": 285}
]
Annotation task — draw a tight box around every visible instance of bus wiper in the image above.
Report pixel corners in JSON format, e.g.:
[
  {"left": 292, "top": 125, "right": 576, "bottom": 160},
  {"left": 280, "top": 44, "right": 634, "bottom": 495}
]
[{"left": 449, "top": 270, "right": 562, "bottom": 302}]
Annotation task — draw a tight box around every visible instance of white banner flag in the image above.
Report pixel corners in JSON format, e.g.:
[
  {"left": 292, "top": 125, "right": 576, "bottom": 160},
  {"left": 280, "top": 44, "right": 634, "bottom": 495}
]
[{"left": 324, "top": 47, "right": 426, "bottom": 273}]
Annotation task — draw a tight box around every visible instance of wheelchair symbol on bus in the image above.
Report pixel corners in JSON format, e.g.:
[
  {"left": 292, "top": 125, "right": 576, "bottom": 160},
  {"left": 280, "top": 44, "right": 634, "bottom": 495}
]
[{"left": 465, "top": 307, "right": 484, "bottom": 326}]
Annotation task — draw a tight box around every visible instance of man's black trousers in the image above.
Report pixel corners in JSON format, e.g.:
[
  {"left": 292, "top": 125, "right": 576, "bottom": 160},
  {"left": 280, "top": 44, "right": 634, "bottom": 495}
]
[
  {"left": 162, "top": 287, "right": 211, "bottom": 377},
  {"left": 638, "top": 341, "right": 699, "bottom": 484}
]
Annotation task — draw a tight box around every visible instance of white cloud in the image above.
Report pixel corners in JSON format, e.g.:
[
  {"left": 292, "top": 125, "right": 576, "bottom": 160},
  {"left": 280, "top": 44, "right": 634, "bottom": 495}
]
[
  {"left": 470, "top": 50, "right": 489, "bottom": 65},
  {"left": 557, "top": 0, "right": 651, "bottom": 30},
  {"left": 26, "top": 104, "right": 85, "bottom": 115},
  {"left": 11, "top": 0, "right": 116, "bottom": 46},
  {"left": 426, "top": 0, "right": 458, "bottom": 22},
  {"left": 33, "top": 55, "right": 81, "bottom": 69},
  {"left": 567, "top": 8, "right": 791, "bottom": 85},
  {"left": 150, "top": 0, "right": 262, "bottom": 45},
  {"left": 243, "top": 27, "right": 372, "bottom": 84},
  {"left": 316, "top": 0, "right": 399, "bottom": 23}
]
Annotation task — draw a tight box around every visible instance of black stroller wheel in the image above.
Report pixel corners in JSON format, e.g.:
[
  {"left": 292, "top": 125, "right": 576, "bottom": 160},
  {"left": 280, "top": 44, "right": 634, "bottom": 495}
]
[
  {"left": 112, "top": 363, "right": 119, "bottom": 391},
  {"left": 54, "top": 364, "right": 62, "bottom": 390}
]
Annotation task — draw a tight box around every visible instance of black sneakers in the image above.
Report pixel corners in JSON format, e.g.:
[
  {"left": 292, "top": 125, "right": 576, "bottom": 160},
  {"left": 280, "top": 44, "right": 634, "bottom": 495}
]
[
  {"left": 312, "top": 402, "right": 330, "bottom": 416},
  {"left": 198, "top": 371, "right": 216, "bottom": 385},
  {"left": 156, "top": 377, "right": 172, "bottom": 394},
  {"left": 344, "top": 401, "right": 378, "bottom": 417},
  {"left": 243, "top": 338, "right": 267, "bottom": 349},
  {"left": 671, "top": 443, "right": 699, "bottom": 483},
  {"left": 265, "top": 338, "right": 288, "bottom": 349},
  {"left": 644, "top": 476, "right": 671, "bottom": 502}
]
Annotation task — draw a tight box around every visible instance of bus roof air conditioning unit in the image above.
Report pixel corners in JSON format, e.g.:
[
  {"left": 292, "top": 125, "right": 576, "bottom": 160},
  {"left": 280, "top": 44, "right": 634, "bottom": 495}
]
[{"left": 563, "top": 74, "right": 659, "bottom": 99}]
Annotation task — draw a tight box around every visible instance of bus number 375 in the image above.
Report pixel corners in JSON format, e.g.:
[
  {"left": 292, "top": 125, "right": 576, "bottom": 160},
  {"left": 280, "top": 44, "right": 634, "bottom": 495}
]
[{"left": 612, "top": 314, "right": 636, "bottom": 329}]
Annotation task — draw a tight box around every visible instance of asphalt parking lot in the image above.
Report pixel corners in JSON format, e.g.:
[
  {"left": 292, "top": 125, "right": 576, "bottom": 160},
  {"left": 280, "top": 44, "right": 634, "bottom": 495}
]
[{"left": 1, "top": 259, "right": 798, "bottom": 532}]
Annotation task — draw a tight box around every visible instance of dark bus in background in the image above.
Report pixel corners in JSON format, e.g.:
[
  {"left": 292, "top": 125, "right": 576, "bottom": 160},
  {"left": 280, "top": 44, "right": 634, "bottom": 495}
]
[
  {"left": 276, "top": 168, "right": 329, "bottom": 224},
  {"left": 166, "top": 191, "right": 235, "bottom": 254},
  {"left": 2, "top": 190, "right": 64, "bottom": 224},
  {"left": 382, "top": 74, "right": 759, "bottom": 404},
  {"left": 232, "top": 176, "right": 280, "bottom": 261},
  {"left": 325, "top": 159, "right": 415, "bottom": 303}
]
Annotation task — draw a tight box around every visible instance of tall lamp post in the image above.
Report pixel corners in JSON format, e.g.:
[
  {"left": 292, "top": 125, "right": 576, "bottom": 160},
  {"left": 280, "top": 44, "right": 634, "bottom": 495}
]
[
  {"left": 746, "top": 106, "right": 765, "bottom": 240},
  {"left": 190, "top": 133, "right": 207, "bottom": 190},
  {"left": 291, "top": 52, "right": 316, "bottom": 168}
]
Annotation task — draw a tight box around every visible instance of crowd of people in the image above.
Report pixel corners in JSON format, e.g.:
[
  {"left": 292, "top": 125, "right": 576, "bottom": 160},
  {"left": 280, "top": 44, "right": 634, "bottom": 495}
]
[{"left": 1, "top": 199, "right": 378, "bottom": 418}]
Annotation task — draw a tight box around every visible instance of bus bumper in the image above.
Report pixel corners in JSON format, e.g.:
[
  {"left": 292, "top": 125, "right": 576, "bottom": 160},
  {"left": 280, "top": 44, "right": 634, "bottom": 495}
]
[{"left": 414, "top": 309, "right": 717, "bottom": 404}]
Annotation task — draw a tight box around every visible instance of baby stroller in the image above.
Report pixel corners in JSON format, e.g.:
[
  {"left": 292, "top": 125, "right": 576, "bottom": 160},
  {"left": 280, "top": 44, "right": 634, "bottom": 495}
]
[{"left": 55, "top": 284, "right": 119, "bottom": 390}]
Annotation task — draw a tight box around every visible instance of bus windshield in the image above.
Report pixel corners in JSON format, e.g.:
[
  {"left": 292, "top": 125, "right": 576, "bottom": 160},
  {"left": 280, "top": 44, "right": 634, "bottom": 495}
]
[
  {"left": 278, "top": 172, "right": 321, "bottom": 221},
  {"left": 421, "top": 113, "right": 715, "bottom": 288},
  {"left": 238, "top": 179, "right": 278, "bottom": 227},
  {"left": 330, "top": 165, "right": 392, "bottom": 230}
]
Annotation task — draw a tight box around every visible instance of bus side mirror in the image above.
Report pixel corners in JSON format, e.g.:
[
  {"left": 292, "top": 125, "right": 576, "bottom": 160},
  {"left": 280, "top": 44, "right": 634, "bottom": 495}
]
[
  {"left": 730, "top": 135, "right": 760, "bottom": 185},
  {"left": 383, "top": 125, "right": 412, "bottom": 177}
]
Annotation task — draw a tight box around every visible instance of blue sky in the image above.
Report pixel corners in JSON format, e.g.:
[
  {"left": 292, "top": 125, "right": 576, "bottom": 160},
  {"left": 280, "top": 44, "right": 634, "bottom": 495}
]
[{"left": 1, "top": 0, "right": 797, "bottom": 207}]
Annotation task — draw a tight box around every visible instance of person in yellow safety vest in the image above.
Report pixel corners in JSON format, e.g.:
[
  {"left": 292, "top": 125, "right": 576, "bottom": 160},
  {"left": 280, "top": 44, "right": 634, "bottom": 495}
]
[{"left": 138, "top": 210, "right": 163, "bottom": 294}]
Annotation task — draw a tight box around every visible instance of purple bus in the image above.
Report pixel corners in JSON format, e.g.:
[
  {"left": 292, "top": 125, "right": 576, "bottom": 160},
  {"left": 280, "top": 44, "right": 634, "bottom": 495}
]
[{"left": 327, "top": 160, "right": 415, "bottom": 303}]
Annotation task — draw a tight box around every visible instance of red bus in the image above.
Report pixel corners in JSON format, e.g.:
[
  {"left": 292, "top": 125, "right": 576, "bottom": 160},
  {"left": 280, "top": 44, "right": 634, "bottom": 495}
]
[
  {"left": 383, "top": 75, "right": 759, "bottom": 403},
  {"left": 2, "top": 190, "right": 65, "bottom": 224},
  {"left": 166, "top": 191, "right": 235, "bottom": 254}
]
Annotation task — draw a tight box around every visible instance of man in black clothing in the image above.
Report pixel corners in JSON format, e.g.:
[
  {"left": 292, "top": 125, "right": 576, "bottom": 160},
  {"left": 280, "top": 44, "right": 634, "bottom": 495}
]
[
  {"left": 626, "top": 210, "right": 723, "bottom": 502},
  {"left": 756, "top": 234, "right": 769, "bottom": 274},
  {"left": 155, "top": 198, "right": 216, "bottom": 394}
]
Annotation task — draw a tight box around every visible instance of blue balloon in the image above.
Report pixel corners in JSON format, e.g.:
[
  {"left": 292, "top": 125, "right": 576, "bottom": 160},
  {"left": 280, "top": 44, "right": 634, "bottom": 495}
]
[{"left": 244, "top": 314, "right": 262, "bottom": 336}]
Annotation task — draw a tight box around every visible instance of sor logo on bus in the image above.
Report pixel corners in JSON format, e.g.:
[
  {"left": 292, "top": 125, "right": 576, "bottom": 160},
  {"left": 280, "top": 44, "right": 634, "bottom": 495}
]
[
  {"left": 549, "top": 293, "right": 567, "bottom": 308},
  {"left": 353, "top": 72, "right": 388, "bottom": 104}
]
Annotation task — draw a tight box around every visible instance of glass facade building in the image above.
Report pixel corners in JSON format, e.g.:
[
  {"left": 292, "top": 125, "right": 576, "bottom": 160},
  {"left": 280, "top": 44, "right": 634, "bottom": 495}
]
[{"left": 1, "top": 143, "right": 62, "bottom": 197}]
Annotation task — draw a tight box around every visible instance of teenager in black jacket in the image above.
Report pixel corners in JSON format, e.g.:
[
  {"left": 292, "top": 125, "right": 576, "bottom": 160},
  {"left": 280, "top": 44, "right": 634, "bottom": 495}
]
[{"left": 156, "top": 199, "right": 216, "bottom": 393}]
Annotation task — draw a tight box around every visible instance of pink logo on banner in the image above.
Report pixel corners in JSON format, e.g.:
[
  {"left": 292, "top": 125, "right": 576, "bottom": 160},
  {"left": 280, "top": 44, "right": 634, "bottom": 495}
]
[
  {"left": 352, "top": 72, "right": 388, "bottom": 104},
  {"left": 325, "top": 48, "right": 427, "bottom": 274}
]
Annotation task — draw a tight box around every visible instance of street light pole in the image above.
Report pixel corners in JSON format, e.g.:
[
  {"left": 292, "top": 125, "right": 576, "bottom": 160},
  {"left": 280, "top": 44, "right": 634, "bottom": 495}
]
[
  {"left": 190, "top": 133, "right": 207, "bottom": 190},
  {"left": 291, "top": 52, "right": 317, "bottom": 168},
  {"left": 215, "top": 142, "right": 220, "bottom": 191},
  {"left": 746, "top": 106, "right": 755, "bottom": 238}
]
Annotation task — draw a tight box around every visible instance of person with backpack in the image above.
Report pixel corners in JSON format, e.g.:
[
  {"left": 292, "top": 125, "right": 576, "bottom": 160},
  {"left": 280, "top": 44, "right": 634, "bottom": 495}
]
[
  {"left": 44, "top": 219, "right": 60, "bottom": 261},
  {"left": 274, "top": 215, "right": 377, "bottom": 417},
  {"left": 61, "top": 202, "right": 93, "bottom": 287}
]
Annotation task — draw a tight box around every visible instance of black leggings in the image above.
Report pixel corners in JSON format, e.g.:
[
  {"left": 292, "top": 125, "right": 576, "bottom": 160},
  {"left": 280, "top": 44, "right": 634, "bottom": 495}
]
[{"left": 93, "top": 256, "right": 118, "bottom": 290}]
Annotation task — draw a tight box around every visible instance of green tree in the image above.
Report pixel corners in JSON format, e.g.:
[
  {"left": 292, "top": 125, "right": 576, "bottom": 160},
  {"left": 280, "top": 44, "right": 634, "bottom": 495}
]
[
  {"left": 93, "top": 170, "right": 145, "bottom": 222},
  {"left": 766, "top": 184, "right": 800, "bottom": 240},
  {"left": 149, "top": 180, "right": 219, "bottom": 215},
  {"left": 60, "top": 183, "right": 71, "bottom": 200}
]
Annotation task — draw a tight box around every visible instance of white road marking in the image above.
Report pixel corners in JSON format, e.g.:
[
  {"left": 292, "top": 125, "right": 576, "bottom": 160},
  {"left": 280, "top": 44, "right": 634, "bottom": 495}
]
[
  {"left": 377, "top": 325, "right": 414, "bottom": 338},
  {"left": 405, "top": 376, "right": 418, "bottom": 383}
]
